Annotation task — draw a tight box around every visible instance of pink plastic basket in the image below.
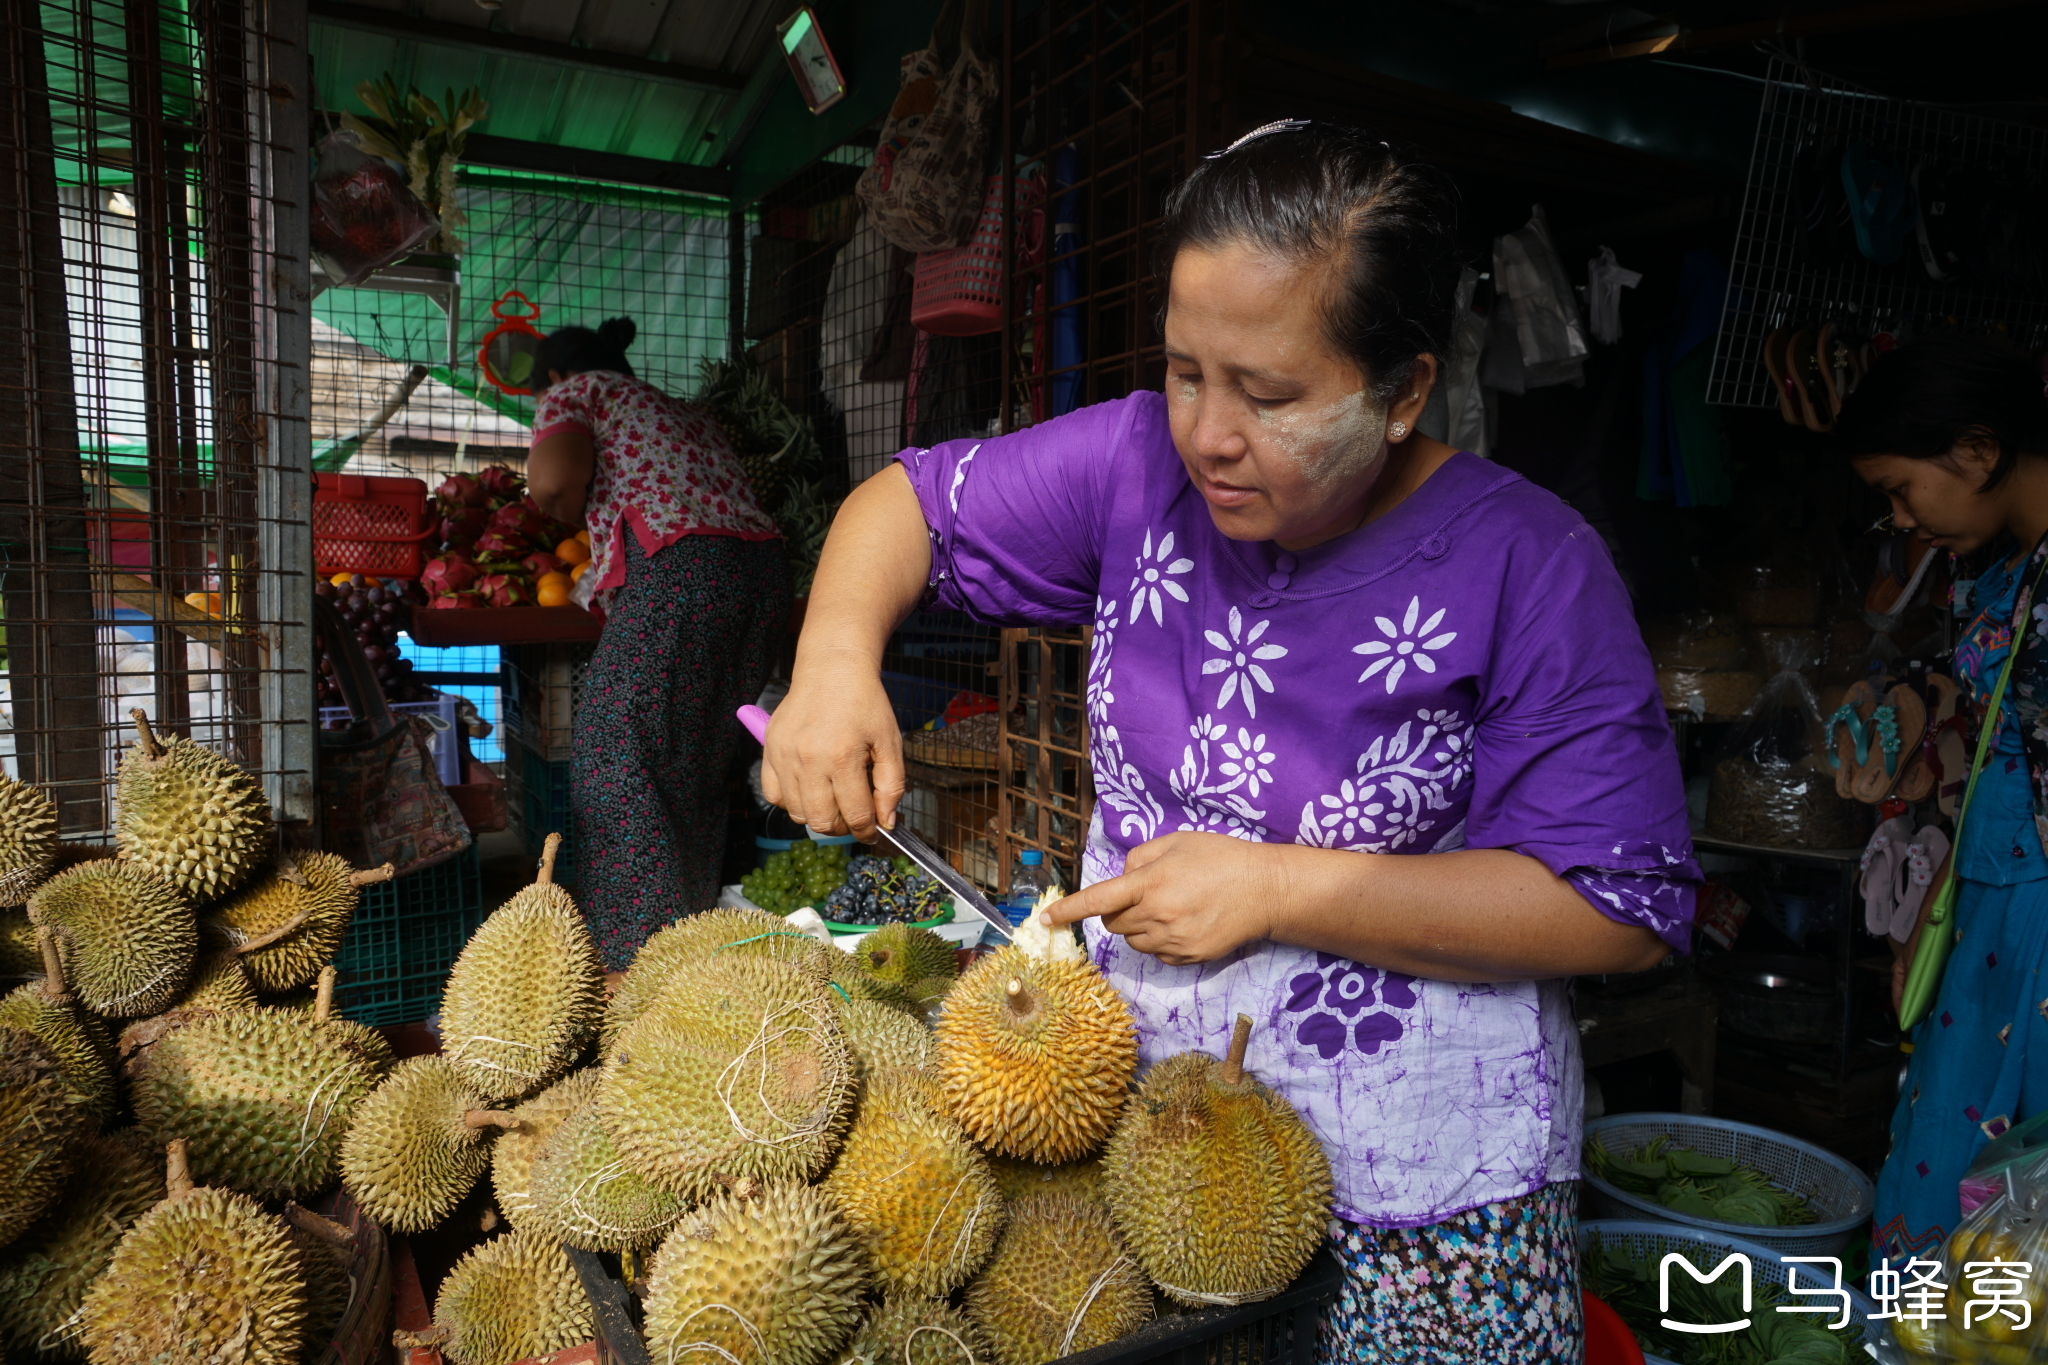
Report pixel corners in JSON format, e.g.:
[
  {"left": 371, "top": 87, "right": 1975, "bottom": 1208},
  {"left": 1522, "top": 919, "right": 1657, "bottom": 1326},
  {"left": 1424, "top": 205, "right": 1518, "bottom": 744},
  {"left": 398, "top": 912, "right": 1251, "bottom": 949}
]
[{"left": 910, "top": 175, "right": 1042, "bottom": 337}]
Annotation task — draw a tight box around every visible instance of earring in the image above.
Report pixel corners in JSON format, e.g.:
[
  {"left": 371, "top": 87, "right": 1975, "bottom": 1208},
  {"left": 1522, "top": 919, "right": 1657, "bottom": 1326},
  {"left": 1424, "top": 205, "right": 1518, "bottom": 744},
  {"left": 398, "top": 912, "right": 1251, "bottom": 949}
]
[{"left": 1389, "top": 421, "right": 1409, "bottom": 440}]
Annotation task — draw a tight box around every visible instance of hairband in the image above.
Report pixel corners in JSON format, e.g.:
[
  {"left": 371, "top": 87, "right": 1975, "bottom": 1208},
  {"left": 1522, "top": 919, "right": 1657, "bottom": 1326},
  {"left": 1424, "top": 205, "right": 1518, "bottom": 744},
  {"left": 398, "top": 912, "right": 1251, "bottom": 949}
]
[{"left": 1206, "top": 118, "right": 1313, "bottom": 159}]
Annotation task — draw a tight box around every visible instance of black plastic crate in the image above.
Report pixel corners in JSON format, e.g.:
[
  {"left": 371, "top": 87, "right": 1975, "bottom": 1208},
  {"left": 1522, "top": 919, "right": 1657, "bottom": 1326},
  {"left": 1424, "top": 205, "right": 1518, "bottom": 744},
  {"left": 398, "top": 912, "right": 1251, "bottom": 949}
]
[{"left": 565, "top": 1245, "right": 1341, "bottom": 1365}]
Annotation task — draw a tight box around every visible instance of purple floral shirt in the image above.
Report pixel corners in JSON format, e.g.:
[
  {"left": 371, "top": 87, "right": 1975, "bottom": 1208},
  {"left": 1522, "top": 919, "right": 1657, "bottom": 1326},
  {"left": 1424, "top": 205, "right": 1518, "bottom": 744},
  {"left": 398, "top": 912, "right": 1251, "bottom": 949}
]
[{"left": 899, "top": 393, "right": 1697, "bottom": 1227}]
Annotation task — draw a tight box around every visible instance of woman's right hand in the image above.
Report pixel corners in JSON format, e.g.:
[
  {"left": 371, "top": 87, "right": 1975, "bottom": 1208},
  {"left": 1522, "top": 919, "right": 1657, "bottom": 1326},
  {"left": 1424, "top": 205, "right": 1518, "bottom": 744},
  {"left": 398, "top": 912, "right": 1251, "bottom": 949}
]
[{"left": 759, "top": 654, "right": 905, "bottom": 841}]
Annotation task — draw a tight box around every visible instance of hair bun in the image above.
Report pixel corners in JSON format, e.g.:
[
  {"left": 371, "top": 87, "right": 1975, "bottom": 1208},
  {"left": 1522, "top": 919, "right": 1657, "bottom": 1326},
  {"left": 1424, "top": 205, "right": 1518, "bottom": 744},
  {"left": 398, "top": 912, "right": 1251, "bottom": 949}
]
[{"left": 597, "top": 317, "right": 638, "bottom": 351}]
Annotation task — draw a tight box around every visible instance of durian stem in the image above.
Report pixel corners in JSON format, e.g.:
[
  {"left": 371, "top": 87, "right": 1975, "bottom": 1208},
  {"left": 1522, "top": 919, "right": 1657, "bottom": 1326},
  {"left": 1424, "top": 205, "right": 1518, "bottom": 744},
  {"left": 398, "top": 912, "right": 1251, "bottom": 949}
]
[
  {"left": 34, "top": 927, "right": 69, "bottom": 1003},
  {"left": 1223, "top": 1014, "right": 1253, "bottom": 1085},
  {"left": 314, "top": 965, "right": 336, "bottom": 1024},
  {"left": 232, "top": 908, "right": 311, "bottom": 956},
  {"left": 393, "top": 1328, "right": 452, "bottom": 1350},
  {"left": 129, "top": 708, "right": 163, "bottom": 759},
  {"left": 1005, "top": 976, "right": 1035, "bottom": 1017},
  {"left": 165, "top": 1139, "right": 194, "bottom": 1199},
  {"left": 283, "top": 1201, "right": 356, "bottom": 1249},
  {"left": 348, "top": 862, "right": 397, "bottom": 889},
  {"left": 462, "top": 1110, "right": 525, "bottom": 1132},
  {"left": 535, "top": 832, "right": 561, "bottom": 886}
]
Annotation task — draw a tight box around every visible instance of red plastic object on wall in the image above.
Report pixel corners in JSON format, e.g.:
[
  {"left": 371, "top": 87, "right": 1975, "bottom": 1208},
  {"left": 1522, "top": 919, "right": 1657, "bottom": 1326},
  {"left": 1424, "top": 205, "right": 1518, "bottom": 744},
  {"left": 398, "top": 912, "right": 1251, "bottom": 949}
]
[
  {"left": 910, "top": 175, "right": 1043, "bottom": 337},
  {"left": 314, "top": 471, "right": 435, "bottom": 579}
]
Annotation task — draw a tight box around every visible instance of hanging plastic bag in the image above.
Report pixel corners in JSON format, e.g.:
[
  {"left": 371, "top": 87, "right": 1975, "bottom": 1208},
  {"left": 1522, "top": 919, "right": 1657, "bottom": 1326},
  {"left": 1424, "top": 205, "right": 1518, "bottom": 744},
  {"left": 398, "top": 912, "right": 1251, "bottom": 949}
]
[
  {"left": 855, "top": 0, "right": 995, "bottom": 254},
  {"left": 309, "top": 128, "right": 440, "bottom": 288},
  {"left": 1886, "top": 1139, "right": 2048, "bottom": 1363},
  {"left": 1704, "top": 670, "right": 1864, "bottom": 849}
]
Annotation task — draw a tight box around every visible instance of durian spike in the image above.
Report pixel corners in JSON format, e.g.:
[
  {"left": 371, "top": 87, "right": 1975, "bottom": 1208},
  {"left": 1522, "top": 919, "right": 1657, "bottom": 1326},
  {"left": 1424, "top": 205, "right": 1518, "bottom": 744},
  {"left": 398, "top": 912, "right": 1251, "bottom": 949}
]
[
  {"left": 1222, "top": 1013, "right": 1253, "bottom": 1085},
  {"left": 164, "top": 1138, "right": 194, "bottom": 1199},
  {"left": 284, "top": 1200, "right": 357, "bottom": 1249},
  {"left": 129, "top": 708, "right": 163, "bottom": 760},
  {"left": 315, "top": 964, "right": 336, "bottom": 1023},
  {"left": 231, "top": 907, "right": 312, "bottom": 955},
  {"left": 35, "top": 924, "right": 70, "bottom": 1002},
  {"left": 462, "top": 1109, "right": 525, "bottom": 1132},
  {"left": 535, "top": 833, "right": 562, "bottom": 887},
  {"left": 349, "top": 862, "right": 397, "bottom": 889}
]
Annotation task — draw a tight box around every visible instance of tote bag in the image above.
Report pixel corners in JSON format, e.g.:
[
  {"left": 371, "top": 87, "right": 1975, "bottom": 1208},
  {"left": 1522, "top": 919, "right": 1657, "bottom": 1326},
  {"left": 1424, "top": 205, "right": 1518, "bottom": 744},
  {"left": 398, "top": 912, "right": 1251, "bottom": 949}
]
[{"left": 856, "top": 0, "right": 994, "bottom": 254}]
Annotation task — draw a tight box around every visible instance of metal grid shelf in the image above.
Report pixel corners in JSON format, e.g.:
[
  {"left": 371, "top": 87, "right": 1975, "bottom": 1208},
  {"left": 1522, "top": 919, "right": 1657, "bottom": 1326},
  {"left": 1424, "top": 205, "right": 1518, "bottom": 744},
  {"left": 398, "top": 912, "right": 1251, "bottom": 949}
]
[{"left": 1708, "top": 56, "right": 2048, "bottom": 410}]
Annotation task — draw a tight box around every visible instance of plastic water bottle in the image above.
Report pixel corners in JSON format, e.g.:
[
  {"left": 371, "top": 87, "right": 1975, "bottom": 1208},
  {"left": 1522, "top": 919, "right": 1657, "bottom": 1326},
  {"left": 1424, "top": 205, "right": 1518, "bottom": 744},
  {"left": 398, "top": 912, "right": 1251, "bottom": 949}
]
[{"left": 1003, "top": 849, "right": 1060, "bottom": 927}]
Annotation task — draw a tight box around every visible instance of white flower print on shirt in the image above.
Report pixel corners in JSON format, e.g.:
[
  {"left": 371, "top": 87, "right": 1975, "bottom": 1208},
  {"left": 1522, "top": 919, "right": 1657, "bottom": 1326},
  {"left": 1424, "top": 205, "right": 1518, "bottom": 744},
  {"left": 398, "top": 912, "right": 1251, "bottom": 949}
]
[
  {"left": 1216, "top": 726, "right": 1278, "bottom": 799},
  {"left": 1128, "top": 529, "right": 1194, "bottom": 627},
  {"left": 1353, "top": 597, "right": 1457, "bottom": 695},
  {"left": 1202, "top": 607, "right": 1287, "bottom": 718},
  {"left": 1169, "top": 715, "right": 1268, "bottom": 839},
  {"left": 1087, "top": 596, "right": 1164, "bottom": 842},
  {"left": 1297, "top": 708, "right": 1475, "bottom": 852}
]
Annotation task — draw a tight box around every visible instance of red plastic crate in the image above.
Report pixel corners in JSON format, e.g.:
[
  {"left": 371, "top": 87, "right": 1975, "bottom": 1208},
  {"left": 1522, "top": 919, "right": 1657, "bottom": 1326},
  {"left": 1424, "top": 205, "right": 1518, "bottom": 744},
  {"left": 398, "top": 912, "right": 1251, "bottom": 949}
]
[{"left": 314, "top": 471, "right": 435, "bottom": 579}]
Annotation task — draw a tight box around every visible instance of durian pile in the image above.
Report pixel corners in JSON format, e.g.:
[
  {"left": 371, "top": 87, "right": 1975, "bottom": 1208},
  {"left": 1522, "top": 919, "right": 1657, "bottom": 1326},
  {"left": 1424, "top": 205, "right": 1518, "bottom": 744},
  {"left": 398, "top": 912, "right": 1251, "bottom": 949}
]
[
  {"left": 347, "top": 875, "right": 1335, "bottom": 1365},
  {"left": 0, "top": 710, "right": 400, "bottom": 1365}
]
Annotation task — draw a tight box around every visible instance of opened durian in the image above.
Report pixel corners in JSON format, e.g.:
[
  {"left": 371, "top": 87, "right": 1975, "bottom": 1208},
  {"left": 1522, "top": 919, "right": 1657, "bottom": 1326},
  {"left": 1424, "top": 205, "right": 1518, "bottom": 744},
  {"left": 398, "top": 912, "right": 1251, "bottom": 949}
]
[
  {"left": 1101, "top": 1017, "right": 1331, "bottom": 1306},
  {"left": 128, "top": 976, "right": 379, "bottom": 1199},
  {"left": 113, "top": 711, "right": 272, "bottom": 901},
  {"left": 985, "top": 1154, "right": 1104, "bottom": 1207},
  {"left": 430, "top": 1229, "right": 594, "bottom": 1365},
  {"left": 837, "top": 996, "right": 936, "bottom": 1076},
  {"left": 206, "top": 853, "right": 392, "bottom": 994},
  {"left": 821, "top": 1068, "right": 1002, "bottom": 1297},
  {"left": 641, "top": 1182, "right": 868, "bottom": 1365},
  {"left": 836, "top": 1298, "right": 990, "bottom": 1365},
  {"left": 600, "top": 907, "right": 838, "bottom": 1055},
  {"left": 0, "top": 1129, "right": 162, "bottom": 1360},
  {"left": 27, "top": 860, "right": 194, "bottom": 1018},
  {"left": 599, "top": 954, "right": 857, "bottom": 1201},
  {"left": 339, "top": 1054, "right": 519, "bottom": 1234},
  {"left": 935, "top": 929, "right": 1136, "bottom": 1163},
  {"left": 0, "top": 911, "right": 39, "bottom": 981},
  {"left": 0, "top": 776, "right": 56, "bottom": 909},
  {"left": 490, "top": 1068, "right": 599, "bottom": 1228},
  {"left": 0, "top": 928, "right": 115, "bottom": 1127},
  {"left": 964, "top": 1194, "right": 1151, "bottom": 1365},
  {"left": 527, "top": 1099, "right": 687, "bottom": 1251},
  {"left": 0, "top": 1026, "right": 81, "bottom": 1248},
  {"left": 440, "top": 835, "right": 602, "bottom": 1103},
  {"left": 77, "top": 1140, "right": 306, "bottom": 1365}
]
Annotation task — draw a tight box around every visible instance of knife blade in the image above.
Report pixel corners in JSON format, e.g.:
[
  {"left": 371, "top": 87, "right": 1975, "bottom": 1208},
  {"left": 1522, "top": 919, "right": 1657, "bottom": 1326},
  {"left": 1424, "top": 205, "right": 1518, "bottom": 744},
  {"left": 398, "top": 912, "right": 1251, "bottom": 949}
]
[{"left": 736, "top": 704, "right": 1014, "bottom": 940}]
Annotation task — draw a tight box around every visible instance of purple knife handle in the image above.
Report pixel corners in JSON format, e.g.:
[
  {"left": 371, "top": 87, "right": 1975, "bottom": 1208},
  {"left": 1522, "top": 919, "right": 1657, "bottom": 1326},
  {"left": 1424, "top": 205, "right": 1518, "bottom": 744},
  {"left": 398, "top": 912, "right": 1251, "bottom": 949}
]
[{"left": 737, "top": 704, "right": 772, "bottom": 746}]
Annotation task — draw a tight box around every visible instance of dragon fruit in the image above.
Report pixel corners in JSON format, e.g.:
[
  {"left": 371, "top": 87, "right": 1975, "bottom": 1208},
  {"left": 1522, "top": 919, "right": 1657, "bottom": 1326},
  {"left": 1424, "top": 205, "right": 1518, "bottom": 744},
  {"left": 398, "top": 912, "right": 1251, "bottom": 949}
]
[
  {"left": 473, "top": 529, "right": 530, "bottom": 559},
  {"left": 487, "top": 497, "right": 552, "bottom": 545},
  {"left": 521, "top": 551, "right": 567, "bottom": 578},
  {"left": 477, "top": 573, "right": 533, "bottom": 609},
  {"left": 421, "top": 551, "right": 482, "bottom": 597},
  {"left": 439, "top": 505, "right": 490, "bottom": 548},
  {"left": 427, "top": 591, "right": 485, "bottom": 609},
  {"left": 478, "top": 465, "right": 527, "bottom": 505},
  {"left": 434, "top": 472, "right": 489, "bottom": 510}
]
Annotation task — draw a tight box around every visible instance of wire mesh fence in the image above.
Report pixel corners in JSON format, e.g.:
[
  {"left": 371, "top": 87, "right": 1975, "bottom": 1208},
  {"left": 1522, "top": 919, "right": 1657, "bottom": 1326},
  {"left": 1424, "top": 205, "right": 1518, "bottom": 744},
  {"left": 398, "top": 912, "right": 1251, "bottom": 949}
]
[
  {"left": 1707, "top": 56, "right": 2048, "bottom": 410},
  {"left": 4, "top": 0, "right": 313, "bottom": 832}
]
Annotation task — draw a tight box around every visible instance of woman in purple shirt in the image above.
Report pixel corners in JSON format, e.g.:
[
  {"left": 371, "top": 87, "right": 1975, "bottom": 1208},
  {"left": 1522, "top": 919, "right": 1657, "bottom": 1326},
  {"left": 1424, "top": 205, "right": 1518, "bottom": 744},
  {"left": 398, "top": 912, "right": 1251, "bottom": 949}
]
[{"left": 763, "top": 123, "right": 1696, "bottom": 1363}]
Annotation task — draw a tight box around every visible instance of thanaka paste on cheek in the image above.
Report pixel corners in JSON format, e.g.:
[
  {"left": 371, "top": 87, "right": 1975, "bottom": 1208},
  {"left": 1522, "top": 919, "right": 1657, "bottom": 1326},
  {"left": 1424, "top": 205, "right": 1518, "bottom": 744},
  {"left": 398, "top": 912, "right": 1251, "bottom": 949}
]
[{"left": 1255, "top": 389, "right": 1388, "bottom": 487}]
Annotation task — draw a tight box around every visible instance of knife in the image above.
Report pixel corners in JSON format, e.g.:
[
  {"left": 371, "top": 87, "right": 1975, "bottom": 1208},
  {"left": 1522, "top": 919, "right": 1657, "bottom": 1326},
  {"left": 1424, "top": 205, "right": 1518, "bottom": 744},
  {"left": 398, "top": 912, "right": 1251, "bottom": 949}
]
[{"left": 737, "top": 704, "right": 1014, "bottom": 940}]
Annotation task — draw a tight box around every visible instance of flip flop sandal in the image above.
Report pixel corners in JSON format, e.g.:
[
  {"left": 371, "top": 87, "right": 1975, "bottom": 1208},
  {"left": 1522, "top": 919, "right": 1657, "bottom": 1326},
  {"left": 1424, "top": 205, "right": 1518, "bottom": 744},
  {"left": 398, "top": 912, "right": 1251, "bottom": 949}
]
[
  {"left": 1890, "top": 826, "right": 1950, "bottom": 941},
  {"left": 1924, "top": 674, "right": 1968, "bottom": 819},
  {"left": 1887, "top": 681, "right": 1937, "bottom": 803},
  {"left": 1825, "top": 680, "right": 1881, "bottom": 798},
  {"left": 1851, "top": 693, "right": 1910, "bottom": 803},
  {"left": 1859, "top": 814, "right": 1913, "bottom": 936},
  {"left": 1763, "top": 327, "right": 1801, "bottom": 426}
]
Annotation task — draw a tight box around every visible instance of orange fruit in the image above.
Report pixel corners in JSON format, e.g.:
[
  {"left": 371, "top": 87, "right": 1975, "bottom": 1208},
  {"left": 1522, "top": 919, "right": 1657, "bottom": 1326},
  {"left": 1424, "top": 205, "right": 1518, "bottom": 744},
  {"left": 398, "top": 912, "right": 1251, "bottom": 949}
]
[
  {"left": 555, "top": 537, "right": 591, "bottom": 567},
  {"left": 570, "top": 561, "right": 590, "bottom": 584},
  {"left": 328, "top": 572, "right": 379, "bottom": 588},
  {"left": 535, "top": 571, "right": 573, "bottom": 608},
  {"left": 575, "top": 529, "right": 590, "bottom": 546}
]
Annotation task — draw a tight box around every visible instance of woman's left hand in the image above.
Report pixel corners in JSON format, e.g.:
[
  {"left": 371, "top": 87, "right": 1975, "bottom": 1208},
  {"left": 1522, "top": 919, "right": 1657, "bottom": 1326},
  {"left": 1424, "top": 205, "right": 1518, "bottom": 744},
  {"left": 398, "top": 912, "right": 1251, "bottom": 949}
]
[{"left": 1041, "top": 831, "right": 1281, "bottom": 965}]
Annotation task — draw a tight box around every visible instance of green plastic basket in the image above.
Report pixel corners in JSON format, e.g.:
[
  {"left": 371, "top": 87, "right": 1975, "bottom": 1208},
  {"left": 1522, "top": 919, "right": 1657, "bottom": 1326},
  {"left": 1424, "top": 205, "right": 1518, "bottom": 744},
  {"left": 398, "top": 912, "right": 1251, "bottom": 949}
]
[
  {"left": 506, "top": 738, "right": 575, "bottom": 883},
  {"left": 821, "top": 910, "right": 955, "bottom": 934},
  {"left": 331, "top": 846, "right": 484, "bottom": 1026}
]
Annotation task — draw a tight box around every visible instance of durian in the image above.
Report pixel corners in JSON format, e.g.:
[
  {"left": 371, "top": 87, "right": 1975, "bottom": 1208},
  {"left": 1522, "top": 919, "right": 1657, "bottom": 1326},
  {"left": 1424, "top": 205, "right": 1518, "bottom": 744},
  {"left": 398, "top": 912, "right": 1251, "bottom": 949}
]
[
  {"left": 850, "top": 924, "right": 959, "bottom": 1009},
  {"left": 836, "top": 1298, "right": 990, "bottom": 1365},
  {"left": 281, "top": 1203, "right": 358, "bottom": 1350},
  {"left": 528, "top": 1100, "right": 687, "bottom": 1252},
  {"left": 77, "top": 1140, "right": 307, "bottom": 1365},
  {"left": 339, "top": 1054, "right": 519, "bottom": 1234},
  {"left": 0, "top": 911, "right": 39, "bottom": 981},
  {"left": 26, "top": 861, "right": 194, "bottom": 1018},
  {"left": 269, "top": 968, "right": 395, "bottom": 1075},
  {"left": 599, "top": 955, "right": 857, "bottom": 1201},
  {"left": 0, "top": 1130, "right": 162, "bottom": 1360},
  {"left": 430, "top": 1229, "right": 594, "bottom": 1365},
  {"left": 963, "top": 1195, "right": 1151, "bottom": 1365},
  {"left": 166, "top": 949, "right": 260, "bottom": 1014},
  {"left": 490, "top": 1068, "right": 599, "bottom": 1228},
  {"left": 128, "top": 982, "right": 379, "bottom": 1199},
  {"left": 601, "top": 908, "right": 838, "bottom": 1055},
  {"left": 0, "top": 777, "right": 56, "bottom": 908},
  {"left": 440, "top": 834, "right": 602, "bottom": 1103},
  {"left": 0, "top": 1027, "right": 80, "bottom": 1248},
  {"left": 936, "top": 943, "right": 1136, "bottom": 1164},
  {"left": 1102, "top": 1016, "right": 1332, "bottom": 1306},
  {"left": 113, "top": 711, "right": 272, "bottom": 902},
  {"left": 822, "top": 1069, "right": 1002, "bottom": 1297},
  {"left": 206, "top": 854, "right": 392, "bottom": 994},
  {"left": 641, "top": 1182, "right": 867, "bottom": 1365},
  {"left": 985, "top": 1155, "right": 1103, "bottom": 1207},
  {"left": 0, "top": 928, "right": 115, "bottom": 1127},
  {"left": 837, "top": 996, "right": 936, "bottom": 1076}
]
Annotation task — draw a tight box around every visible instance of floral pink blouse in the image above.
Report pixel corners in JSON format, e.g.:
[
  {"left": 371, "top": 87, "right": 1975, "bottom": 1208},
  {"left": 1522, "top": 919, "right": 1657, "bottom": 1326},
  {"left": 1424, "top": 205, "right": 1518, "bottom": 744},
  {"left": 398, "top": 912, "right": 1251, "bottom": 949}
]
[{"left": 531, "top": 370, "right": 778, "bottom": 613}]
